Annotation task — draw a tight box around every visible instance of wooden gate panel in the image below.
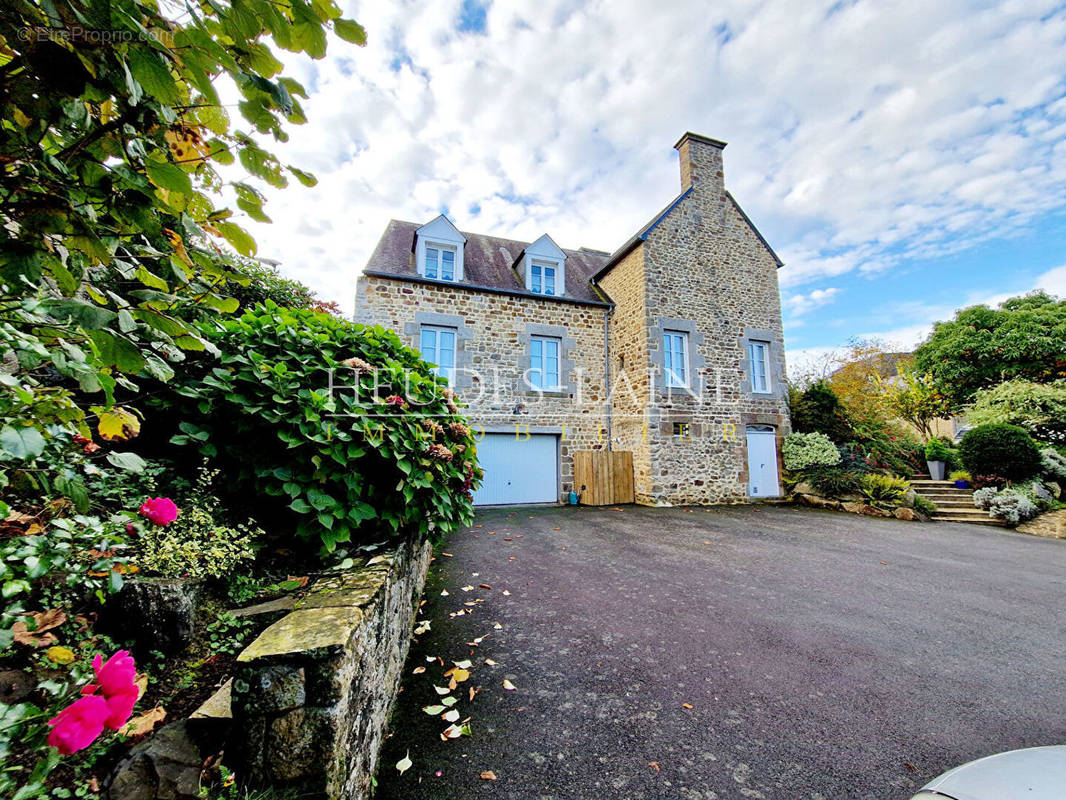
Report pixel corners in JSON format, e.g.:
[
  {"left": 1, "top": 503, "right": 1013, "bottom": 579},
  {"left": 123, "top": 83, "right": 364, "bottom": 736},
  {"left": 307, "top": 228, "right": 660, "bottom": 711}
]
[{"left": 574, "top": 450, "right": 634, "bottom": 505}]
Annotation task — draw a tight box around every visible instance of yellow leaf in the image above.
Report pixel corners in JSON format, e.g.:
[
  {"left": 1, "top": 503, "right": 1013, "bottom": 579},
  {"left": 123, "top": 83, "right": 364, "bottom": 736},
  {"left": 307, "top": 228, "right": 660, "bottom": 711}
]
[
  {"left": 98, "top": 407, "right": 141, "bottom": 442},
  {"left": 481, "top": 770, "right": 498, "bottom": 781},
  {"left": 502, "top": 679, "right": 516, "bottom": 691},
  {"left": 46, "top": 646, "right": 75, "bottom": 665}
]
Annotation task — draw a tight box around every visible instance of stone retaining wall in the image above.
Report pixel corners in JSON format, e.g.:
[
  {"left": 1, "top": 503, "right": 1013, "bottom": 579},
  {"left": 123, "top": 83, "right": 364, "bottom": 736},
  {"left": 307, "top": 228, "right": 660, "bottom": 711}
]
[{"left": 230, "top": 536, "right": 433, "bottom": 799}]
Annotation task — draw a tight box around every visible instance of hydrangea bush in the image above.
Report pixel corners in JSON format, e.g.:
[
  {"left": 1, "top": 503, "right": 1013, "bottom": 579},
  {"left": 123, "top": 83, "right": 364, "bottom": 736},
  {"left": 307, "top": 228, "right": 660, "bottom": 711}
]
[
  {"left": 154, "top": 303, "right": 481, "bottom": 551},
  {"left": 782, "top": 432, "right": 840, "bottom": 471}
]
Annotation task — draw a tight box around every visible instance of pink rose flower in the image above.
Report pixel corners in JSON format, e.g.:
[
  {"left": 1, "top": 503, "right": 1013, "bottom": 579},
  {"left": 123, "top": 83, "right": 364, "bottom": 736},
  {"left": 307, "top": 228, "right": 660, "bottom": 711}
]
[
  {"left": 47, "top": 695, "right": 109, "bottom": 755},
  {"left": 93, "top": 650, "right": 136, "bottom": 696},
  {"left": 139, "top": 497, "right": 179, "bottom": 526},
  {"left": 102, "top": 687, "right": 139, "bottom": 730}
]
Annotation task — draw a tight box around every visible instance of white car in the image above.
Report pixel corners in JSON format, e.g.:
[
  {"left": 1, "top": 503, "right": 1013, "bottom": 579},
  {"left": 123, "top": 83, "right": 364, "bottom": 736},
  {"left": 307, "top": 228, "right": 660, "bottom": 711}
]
[{"left": 911, "top": 746, "right": 1066, "bottom": 799}]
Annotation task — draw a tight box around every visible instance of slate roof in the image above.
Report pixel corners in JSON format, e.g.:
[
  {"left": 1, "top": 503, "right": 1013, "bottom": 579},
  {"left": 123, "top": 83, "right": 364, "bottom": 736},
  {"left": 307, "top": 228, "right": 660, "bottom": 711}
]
[{"left": 363, "top": 220, "right": 612, "bottom": 306}]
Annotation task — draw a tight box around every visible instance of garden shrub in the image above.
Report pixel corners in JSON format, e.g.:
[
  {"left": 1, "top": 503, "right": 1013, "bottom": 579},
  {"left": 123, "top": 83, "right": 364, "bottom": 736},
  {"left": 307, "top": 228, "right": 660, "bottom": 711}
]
[
  {"left": 949, "top": 470, "right": 971, "bottom": 482},
  {"left": 782, "top": 432, "right": 840, "bottom": 471},
  {"left": 1040, "top": 448, "right": 1066, "bottom": 481},
  {"left": 789, "top": 380, "right": 856, "bottom": 443},
  {"left": 800, "top": 466, "right": 864, "bottom": 497},
  {"left": 973, "top": 485, "right": 1042, "bottom": 525},
  {"left": 128, "top": 467, "right": 259, "bottom": 579},
  {"left": 958, "top": 424, "right": 1042, "bottom": 482},
  {"left": 972, "top": 474, "right": 1007, "bottom": 490},
  {"left": 153, "top": 303, "right": 481, "bottom": 552},
  {"left": 924, "top": 438, "right": 952, "bottom": 462},
  {"left": 912, "top": 494, "right": 938, "bottom": 516},
  {"left": 859, "top": 474, "right": 911, "bottom": 508},
  {"left": 966, "top": 379, "right": 1066, "bottom": 446}
]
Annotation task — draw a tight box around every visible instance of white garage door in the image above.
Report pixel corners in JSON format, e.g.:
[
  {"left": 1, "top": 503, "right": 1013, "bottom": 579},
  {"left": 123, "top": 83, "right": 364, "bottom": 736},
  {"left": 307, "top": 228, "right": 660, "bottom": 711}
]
[{"left": 472, "top": 433, "right": 559, "bottom": 505}]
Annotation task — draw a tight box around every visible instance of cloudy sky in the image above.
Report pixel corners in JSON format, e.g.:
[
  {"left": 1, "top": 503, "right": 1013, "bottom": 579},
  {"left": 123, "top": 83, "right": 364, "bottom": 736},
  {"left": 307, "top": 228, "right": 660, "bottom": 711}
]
[{"left": 241, "top": 0, "right": 1066, "bottom": 373}]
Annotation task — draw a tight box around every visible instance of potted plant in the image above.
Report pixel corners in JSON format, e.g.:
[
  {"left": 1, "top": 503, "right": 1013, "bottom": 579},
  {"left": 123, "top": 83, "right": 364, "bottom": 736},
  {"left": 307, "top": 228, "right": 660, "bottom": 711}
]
[
  {"left": 924, "top": 439, "right": 951, "bottom": 481},
  {"left": 950, "top": 470, "right": 971, "bottom": 489}
]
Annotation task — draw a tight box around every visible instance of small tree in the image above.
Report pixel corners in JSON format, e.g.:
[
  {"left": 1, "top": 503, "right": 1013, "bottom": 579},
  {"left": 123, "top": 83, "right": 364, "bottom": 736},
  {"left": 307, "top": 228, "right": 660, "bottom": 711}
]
[
  {"left": 789, "top": 380, "right": 856, "bottom": 444},
  {"left": 878, "top": 365, "right": 954, "bottom": 440}
]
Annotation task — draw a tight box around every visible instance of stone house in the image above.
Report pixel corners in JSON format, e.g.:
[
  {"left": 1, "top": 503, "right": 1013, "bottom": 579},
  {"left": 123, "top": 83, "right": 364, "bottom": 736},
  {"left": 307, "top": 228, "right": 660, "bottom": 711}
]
[{"left": 355, "top": 133, "right": 790, "bottom": 506}]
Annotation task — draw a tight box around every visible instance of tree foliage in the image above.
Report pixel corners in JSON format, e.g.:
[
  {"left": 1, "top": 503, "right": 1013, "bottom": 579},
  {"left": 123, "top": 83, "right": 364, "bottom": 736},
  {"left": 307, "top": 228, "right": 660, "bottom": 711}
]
[
  {"left": 877, "top": 365, "right": 954, "bottom": 440},
  {"left": 914, "top": 292, "right": 1066, "bottom": 406},
  {"left": 0, "top": 0, "right": 362, "bottom": 446},
  {"left": 965, "top": 378, "right": 1066, "bottom": 445}
]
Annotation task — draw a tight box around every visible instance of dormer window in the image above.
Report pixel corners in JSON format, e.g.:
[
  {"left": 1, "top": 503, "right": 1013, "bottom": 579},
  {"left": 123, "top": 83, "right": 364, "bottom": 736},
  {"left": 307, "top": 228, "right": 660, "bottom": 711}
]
[
  {"left": 424, "top": 244, "right": 456, "bottom": 281},
  {"left": 415, "top": 214, "right": 466, "bottom": 282},
  {"left": 530, "top": 261, "right": 557, "bottom": 295},
  {"left": 519, "top": 234, "right": 566, "bottom": 297}
]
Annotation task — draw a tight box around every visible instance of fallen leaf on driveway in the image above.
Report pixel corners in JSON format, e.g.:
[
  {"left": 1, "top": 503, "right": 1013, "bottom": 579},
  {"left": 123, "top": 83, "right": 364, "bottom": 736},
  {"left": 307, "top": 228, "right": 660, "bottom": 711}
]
[
  {"left": 433, "top": 685, "right": 451, "bottom": 696},
  {"left": 412, "top": 666, "right": 426, "bottom": 674},
  {"left": 396, "top": 752, "right": 412, "bottom": 773},
  {"left": 440, "top": 589, "right": 449, "bottom": 596},
  {"left": 494, "top": 622, "right": 503, "bottom": 629},
  {"left": 481, "top": 770, "right": 498, "bottom": 781},
  {"left": 502, "top": 679, "right": 516, "bottom": 691},
  {"left": 441, "top": 724, "right": 464, "bottom": 740},
  {"left": 461, "top": 585, "right": 474, "bottom": 592},
  {"left": 443, "top": 709, "right": 460, "bottom": 722},
  {"left": 682, "top": 703, "right": 694, "bottom": 709},
  {"left": 484, "top": 658, "right": 497, "bottom": 666},
  {"left": 648, "top": 762, "right": 660, "bottom": 773},
  {"left": 469, "top": 687, "right": 481, "bottom": 702},
  {"left": 501, "top": 590, "right": 511, "bottom": 596},
  {"left": 441, "top": 696, "right": 457, "bottom": 707},
  {"left": 454, "top": 659, "right": 473, "bottom": 669},
  {"left": 479, "top": 583, "right": 492, "bottom": 589},
  {"left": 423, "top": 705, "right": 447, "bottom": 715},
  {"left": 442, "top": 552, "right": 453, "bottom": 557}
]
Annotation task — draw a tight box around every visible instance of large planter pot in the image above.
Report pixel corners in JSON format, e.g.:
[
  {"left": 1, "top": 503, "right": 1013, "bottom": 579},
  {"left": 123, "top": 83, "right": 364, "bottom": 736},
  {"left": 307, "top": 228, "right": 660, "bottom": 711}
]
[
  {"left": 926, "top": 460, "right": 946, "bottom": 481},
  {"left": 954, "top": 480, "right": 970, "bottom": 489}
]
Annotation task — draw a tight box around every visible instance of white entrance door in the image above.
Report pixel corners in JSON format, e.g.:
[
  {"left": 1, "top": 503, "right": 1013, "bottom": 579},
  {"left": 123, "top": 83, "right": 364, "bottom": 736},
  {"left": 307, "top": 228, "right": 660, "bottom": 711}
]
[
  {"left": 746, "top": 426, "right": 780, "bottom": 498},
  {"left": 472, "top": 433, "right": 559, "bottom": 505}
]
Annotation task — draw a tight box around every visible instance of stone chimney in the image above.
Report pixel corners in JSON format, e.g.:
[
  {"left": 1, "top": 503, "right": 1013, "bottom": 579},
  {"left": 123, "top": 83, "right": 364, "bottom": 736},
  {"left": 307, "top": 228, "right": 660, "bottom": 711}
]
[{"left": 674, "top": 132, "right": 727, "bottom": 193}]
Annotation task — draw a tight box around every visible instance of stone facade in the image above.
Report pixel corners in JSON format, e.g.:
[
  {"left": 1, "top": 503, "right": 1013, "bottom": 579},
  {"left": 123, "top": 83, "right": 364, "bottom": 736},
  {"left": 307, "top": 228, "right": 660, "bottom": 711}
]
[
  {"left": 355, "top": 132, "right": 790, "bottom": 506},
  {"left": 356, "top": 277, "right": 612, "bottom": 495}
]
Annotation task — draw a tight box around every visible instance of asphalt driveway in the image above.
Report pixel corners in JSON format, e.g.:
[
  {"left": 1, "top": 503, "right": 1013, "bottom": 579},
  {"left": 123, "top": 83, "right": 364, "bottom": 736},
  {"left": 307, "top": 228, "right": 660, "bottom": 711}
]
[{"left": 376, "top": 504, "right": 1066, "bottom": 800}]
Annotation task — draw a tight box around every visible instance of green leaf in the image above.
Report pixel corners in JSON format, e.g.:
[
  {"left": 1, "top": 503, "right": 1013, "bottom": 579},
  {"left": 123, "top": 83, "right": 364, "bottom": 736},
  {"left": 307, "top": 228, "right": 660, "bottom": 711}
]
[
  {"left": 2, "top": 580, "right": 31, "bottom": 599},
  {"left": 0, "top": 427, "right": 46, "bottom": 460},
  {"left": 106, "top": 452, "right": 147, "bottom": 472},
  {"left": 146, "top": 161, "right": 193, "bottom": 195},
  {"left": 333, "top": 19, "right": 367, "bottom": 45},
  {"left": 287, "top": 165, "right": 318, "bottom": 187},
  {"left": 128, "top": 47, "right": 180, "bottom": 105},
  {"left": 289, "top": 498, "right": 312, "bottom": 514},
  {"left": 216, "top": 222, "right": 257, "bottom": 256},
  {"left": 87, "top": 331, "right": 146, "bottom": 373}
]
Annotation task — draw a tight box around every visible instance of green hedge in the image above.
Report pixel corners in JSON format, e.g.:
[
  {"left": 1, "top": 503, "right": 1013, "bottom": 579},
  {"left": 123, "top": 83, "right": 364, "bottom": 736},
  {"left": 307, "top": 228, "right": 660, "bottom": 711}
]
[
  {"left": 959, "top": 423, "right": 1041, "bottom": 482},
  {"left": 153, "top": 302, "right": 481, "bottom": 551}
]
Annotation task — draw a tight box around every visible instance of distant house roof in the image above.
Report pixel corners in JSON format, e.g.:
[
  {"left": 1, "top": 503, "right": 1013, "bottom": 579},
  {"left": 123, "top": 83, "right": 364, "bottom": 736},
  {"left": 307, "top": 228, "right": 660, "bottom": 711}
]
[{"left": 363, "top": 220, "right": 612, "bottom": 306}]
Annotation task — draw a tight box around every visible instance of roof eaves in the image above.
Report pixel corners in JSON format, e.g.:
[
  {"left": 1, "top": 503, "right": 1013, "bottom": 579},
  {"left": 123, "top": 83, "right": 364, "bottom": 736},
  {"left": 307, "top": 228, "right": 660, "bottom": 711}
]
[
  {"left": 591, "top": 186, "right": 693, "bottom": 281},
  {"left": 361, "top": 269, "right": 613, "bottom": 308},
  {"left": 726, "top": 191, "right": 784, "bottom": 268}
]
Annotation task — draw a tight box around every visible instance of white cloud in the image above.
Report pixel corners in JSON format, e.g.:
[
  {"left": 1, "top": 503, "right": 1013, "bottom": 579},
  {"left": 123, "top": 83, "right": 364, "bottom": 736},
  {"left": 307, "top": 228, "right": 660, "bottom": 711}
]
[
  {"left": 784, "top": 287, "right": 841, "bottom": 317},
  {"left": 226, "top": 0, "right": 1066, "bottom": 316}
]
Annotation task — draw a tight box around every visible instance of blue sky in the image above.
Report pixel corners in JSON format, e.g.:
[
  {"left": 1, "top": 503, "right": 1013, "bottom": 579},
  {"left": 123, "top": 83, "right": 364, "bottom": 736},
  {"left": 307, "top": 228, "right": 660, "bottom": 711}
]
[{"left": 241, "top": 0, "right": 1066, "bottom": 374}]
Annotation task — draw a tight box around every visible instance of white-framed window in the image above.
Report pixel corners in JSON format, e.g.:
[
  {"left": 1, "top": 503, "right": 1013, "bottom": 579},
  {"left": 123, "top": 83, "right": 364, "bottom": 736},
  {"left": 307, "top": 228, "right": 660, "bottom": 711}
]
[
  {"left": 530, "top": 261, "right": 557, "bottom": 295},
  {"left": 663, "top": 331, "right": 689, "bottom": 388},
  {"left": 420, "top": 325, "right": 457, "bottom": 383},
  {"left": 529, "top": 336, "right": 561, "bottom": 390},
  {"left": 749, "top": 340, "right": 771, "bottom": 393},
  {"left": 423, "top": 244, "right": 456, "bottom": 281}
]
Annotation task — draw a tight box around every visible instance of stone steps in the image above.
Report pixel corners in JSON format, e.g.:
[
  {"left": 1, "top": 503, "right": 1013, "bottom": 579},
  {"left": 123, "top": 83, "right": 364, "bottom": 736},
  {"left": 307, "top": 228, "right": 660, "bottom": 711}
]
[{"left": 911, "top": 481, "right": 1006, "bottom": 526}]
